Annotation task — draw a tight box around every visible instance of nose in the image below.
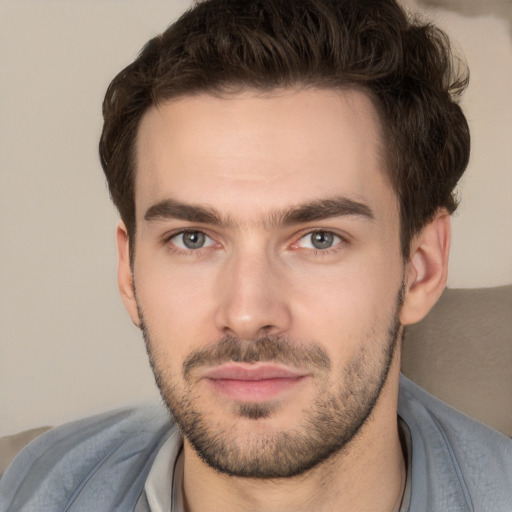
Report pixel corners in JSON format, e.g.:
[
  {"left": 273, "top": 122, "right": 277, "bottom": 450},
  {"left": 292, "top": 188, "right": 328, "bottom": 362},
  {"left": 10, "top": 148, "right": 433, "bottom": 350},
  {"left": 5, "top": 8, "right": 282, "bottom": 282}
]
[{"left": 214, "top": 247, "right": 292, "bottom": 340}]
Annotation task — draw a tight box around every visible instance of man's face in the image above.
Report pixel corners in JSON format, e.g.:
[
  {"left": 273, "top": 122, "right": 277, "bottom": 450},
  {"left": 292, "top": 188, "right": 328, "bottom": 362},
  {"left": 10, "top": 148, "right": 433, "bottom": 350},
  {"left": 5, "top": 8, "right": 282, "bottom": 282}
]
[{"left": 127, "top": 88, "right": 405, "bottom": 477}]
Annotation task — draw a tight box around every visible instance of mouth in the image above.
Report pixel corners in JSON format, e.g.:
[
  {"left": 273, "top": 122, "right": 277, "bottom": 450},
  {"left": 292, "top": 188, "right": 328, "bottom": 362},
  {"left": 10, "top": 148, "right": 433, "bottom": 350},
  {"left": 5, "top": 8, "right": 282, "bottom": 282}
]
[{"left": 200, "top": 363, "right": 309, "bottom": 402}]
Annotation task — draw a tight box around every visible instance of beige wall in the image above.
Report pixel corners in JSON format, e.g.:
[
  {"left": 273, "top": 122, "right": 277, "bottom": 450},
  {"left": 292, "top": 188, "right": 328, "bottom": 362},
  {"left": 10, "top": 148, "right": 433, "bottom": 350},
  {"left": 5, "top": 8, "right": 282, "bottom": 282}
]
[{"left": 1, "top": 1, "right": 511, "bottom": 437}]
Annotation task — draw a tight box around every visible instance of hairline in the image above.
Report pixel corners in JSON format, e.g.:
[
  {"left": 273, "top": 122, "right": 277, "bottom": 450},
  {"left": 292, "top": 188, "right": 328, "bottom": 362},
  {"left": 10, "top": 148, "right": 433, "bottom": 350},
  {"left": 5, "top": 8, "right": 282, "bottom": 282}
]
[{"left": 128, "top": 82, "right": 398, "bottom": 263}]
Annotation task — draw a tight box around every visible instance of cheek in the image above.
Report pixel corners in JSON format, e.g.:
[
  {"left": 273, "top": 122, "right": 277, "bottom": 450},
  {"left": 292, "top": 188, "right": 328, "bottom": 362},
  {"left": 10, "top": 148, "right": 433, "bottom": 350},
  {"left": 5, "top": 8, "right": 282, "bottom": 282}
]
[
  {"left": 133, "top": 257, "right": 219, "bottom": 357},
  {"left": 288, "top": 250, "right": 403, "bottom": 348}
]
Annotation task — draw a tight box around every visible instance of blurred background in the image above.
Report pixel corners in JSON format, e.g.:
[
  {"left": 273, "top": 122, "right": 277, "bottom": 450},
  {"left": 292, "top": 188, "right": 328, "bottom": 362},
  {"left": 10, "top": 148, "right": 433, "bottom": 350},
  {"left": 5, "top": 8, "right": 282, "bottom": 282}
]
[{"left": 1, "top": 0, "right": 511, "bottom": 436}]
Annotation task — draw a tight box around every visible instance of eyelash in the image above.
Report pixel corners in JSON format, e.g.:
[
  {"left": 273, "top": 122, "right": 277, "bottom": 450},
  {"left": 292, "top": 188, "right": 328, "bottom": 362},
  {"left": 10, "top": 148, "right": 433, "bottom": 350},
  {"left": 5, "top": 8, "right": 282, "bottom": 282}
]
[
  {"left": 164, "top": 230, "right": 217, "bottom": 257},
  {"left": 292, "top": 230, "right": 348, "bottom": 256},
  {"left": 164, "top": 229, "right": 349, "bottom": 257}
]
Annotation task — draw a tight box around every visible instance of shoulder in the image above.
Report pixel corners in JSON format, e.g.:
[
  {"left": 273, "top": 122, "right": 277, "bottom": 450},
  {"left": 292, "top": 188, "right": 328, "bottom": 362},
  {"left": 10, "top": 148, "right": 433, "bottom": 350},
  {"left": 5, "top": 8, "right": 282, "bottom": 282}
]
[
  {"left": 0, "top": 404, "right": 176, "bottom": 512},
  {"left": 399, "top": 375, "right": 512, "bottom": 511}
]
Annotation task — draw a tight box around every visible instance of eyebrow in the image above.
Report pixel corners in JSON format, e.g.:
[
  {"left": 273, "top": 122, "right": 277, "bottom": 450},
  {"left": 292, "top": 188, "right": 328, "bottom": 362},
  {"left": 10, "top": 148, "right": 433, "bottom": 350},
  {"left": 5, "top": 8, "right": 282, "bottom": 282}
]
[
  {"left": 279, "top": 197, "right": 374, "bottom": 225},
  {"left": 143, "top": 196, "right": 374, "bottom": 227},
  {"left": 144, "top": 199, "right": 223, "bottom": 224}
]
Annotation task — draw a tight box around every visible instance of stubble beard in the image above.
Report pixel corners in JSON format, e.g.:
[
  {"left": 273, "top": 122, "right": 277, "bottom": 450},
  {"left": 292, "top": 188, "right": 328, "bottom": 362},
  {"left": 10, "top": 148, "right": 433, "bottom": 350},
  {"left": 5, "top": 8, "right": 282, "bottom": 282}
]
[{"left": 139, "top": 287, "right": 404, "bottom": 479}]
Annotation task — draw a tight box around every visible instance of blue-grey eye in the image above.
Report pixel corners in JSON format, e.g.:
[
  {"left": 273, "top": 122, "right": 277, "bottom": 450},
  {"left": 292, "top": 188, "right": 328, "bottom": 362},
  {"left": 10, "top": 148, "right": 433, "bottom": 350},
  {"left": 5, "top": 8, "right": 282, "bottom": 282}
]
[
  {"left": 298, "top": 231, "right": 341, "bottom": 250},
  {"left": 171, "top": 231, "right": 213, "bottom": 250}
]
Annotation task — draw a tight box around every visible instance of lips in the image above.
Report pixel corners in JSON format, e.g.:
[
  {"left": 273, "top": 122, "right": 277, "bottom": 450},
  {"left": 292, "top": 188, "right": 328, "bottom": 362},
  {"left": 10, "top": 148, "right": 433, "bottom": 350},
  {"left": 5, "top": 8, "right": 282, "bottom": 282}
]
[
  {"left": 203, "top": 363, "right": 307, "bottom": 380},
  {"left": 200, "top": 363, "right": 308, "bottom": 402}
]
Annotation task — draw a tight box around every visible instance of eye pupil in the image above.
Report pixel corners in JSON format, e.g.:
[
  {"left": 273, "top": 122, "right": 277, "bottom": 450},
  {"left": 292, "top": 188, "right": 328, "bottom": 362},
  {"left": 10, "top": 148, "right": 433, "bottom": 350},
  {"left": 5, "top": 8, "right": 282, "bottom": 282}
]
[
  {"left": 311, "top": 231, "right": 334, "bottom": 249},
  {"left": 183, "top": 231, "right": 205, "bottom": 249}
]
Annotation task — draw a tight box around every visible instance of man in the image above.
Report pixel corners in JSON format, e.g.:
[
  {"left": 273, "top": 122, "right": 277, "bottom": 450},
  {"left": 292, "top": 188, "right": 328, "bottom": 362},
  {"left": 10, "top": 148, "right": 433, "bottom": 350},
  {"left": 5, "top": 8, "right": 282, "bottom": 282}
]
[{"left": 1, "top": 0, "right": 511, "bottom": 510}]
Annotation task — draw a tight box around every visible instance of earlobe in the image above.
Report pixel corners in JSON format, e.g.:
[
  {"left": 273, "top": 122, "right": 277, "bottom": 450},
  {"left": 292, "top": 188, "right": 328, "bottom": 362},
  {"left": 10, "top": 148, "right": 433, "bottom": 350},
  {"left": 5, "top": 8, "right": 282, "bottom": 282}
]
[
  {"left": 116, "top": 222, "right": 141, "bottom": 328},
  {"left": 400, "top": 210, "right": 451, "bottom": 325}
]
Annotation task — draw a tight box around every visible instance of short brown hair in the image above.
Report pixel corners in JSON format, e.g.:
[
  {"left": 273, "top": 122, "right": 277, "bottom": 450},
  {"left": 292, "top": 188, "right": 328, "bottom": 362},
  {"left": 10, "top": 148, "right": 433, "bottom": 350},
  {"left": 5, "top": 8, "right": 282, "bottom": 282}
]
[{"left": 99, "top": 0, "right": 470, "bottom": 258}]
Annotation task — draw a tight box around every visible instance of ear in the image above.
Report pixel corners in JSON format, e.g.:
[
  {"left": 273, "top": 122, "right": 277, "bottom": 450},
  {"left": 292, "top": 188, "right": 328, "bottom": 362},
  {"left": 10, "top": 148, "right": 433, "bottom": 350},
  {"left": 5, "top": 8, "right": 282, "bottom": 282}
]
[
  {"left": 116, "top": 221, "right": 141, "bottom": 328},
  {"left": 400, "top": 210, "right": 451, "bottom": 325}
]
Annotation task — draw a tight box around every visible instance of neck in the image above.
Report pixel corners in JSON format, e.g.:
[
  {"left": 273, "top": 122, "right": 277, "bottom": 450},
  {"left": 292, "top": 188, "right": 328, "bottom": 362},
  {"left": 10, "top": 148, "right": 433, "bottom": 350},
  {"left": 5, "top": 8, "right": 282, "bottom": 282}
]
[{"left": 181, "top": 364, "right": 406, "bottom": 512}]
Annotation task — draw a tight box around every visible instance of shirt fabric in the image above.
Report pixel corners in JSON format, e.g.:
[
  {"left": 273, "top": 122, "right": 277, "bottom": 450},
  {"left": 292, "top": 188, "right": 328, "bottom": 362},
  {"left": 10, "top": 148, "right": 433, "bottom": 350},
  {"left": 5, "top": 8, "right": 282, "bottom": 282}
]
[{"left": 1, "top": 375, "right": 511, "bottom": 511}]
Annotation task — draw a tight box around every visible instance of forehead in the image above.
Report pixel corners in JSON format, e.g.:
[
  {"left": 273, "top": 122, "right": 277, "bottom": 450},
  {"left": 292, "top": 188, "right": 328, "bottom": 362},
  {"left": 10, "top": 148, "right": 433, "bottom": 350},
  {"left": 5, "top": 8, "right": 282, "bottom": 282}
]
[{"left": 134, "top": 88, "right": 395, "bottom": 223}]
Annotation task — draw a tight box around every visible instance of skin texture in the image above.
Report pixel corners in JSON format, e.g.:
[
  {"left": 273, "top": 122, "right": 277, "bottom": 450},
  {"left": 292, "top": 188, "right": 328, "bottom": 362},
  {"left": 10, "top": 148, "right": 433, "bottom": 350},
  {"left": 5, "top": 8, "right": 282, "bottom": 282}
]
[{"left": 117, "top": 88, "right": 450, "bottom": 512}]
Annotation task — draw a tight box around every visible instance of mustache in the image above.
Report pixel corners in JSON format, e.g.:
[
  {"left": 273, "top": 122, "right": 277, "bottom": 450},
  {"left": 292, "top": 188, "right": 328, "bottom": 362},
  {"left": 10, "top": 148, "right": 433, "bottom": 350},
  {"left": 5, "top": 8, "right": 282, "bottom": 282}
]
[{"left": 182, "top": 335, "right": 331, "bottom": 380}]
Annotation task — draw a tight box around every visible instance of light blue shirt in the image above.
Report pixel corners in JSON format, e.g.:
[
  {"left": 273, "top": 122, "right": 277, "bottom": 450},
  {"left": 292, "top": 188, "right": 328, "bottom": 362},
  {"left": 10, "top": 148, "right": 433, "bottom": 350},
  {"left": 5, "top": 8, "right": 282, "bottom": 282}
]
[{"left": 1, "top": 376, "right": 511, "bottom": 511}]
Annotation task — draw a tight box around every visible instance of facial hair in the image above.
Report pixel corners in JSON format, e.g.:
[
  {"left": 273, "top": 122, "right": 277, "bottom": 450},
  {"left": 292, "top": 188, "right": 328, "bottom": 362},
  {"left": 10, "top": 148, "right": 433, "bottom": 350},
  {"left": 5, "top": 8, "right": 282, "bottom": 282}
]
[{"left": 139, "top": 285, "right": 404, "bottom": 479}]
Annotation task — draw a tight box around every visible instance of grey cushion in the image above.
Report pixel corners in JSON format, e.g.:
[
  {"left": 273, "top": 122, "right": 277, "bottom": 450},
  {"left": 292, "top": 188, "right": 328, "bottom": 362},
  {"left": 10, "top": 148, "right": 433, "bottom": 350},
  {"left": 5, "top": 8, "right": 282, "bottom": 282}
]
[
  {"left": 0, "top": 426, "right": 52, "bottom": 477},
  {"left": 402, "top": 285, "right": 512, "bottom": 437}
]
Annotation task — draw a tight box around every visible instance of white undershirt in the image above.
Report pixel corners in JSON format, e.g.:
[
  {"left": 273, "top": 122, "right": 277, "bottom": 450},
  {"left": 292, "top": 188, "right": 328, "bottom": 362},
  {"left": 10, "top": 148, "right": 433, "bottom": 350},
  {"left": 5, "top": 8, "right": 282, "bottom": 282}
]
[{"left": 144, "top": 429, "right": 184, "bottom": 512}]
